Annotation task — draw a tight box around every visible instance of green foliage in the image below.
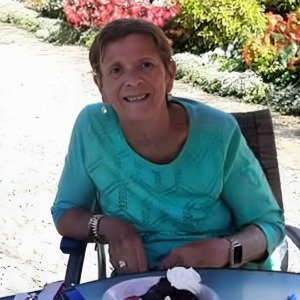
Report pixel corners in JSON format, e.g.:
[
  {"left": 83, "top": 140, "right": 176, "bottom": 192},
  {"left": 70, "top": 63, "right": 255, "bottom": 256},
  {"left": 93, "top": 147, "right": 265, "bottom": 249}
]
[
  {"left": 0, "top": 9, "right": 41, "bottom": 32},
  {"left": 1, "top": 1, "right": 299, "bottom": 116},
  {"left": 173, "top": 53, "right": 272, "bottom": 104},
  {"left": 36, "top": 21, "right": 81, "bottom": 44},
  {"left": 271, "top": 84, "right": 300, "bottom": 115},
  {"left": 242, "top": 12, "right": 300, "bottom": 87},
  {"left": 40, "top": 0, "right": 64, "bottom": 19},
  {"left": 0, "top": 5, "right": 80, "bottom": 45},
  {"left": 210, "top": 41, "right": 247, "bottom": 72},
  {"left": 167, "top": 0, "right": 267, "bottom": 54},
  {"left": 77, "top": 28, "right": 99, "bottom": 48},
  {"left": 216, "top": 57, "right": 246, "bottom": 72},
  {"left": 243, "top": 36, "right": 285, "bottom": 82},
  {"left": 174, "top": 52, "right": 300, "bottom": 115},
  {"left": 173, "top": 52, "right": 208, "bottom": 80},
  {"left": 21, "top": 0, "right": 64, "bottom": 19},
  {"left": 22, "top": 0, "right": 44, "bottom": 12},
  {"left": 260, "top": 0, "right": 300, "bottom": 14}
]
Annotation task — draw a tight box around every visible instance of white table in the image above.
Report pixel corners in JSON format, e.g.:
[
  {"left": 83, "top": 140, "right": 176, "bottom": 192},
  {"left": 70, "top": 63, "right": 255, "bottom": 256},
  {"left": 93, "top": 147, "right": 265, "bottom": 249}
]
[{"left": 61, "top": 268, "right": 300, "bottom": 300}]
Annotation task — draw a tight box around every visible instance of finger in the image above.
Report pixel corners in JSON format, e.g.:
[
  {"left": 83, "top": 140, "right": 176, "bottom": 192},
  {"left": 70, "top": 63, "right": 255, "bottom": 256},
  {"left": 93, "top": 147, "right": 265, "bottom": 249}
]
[
  {"left": 116, "top": 259, "right": 130, "bottom": 274},
  {"left": 159, "top": 254, "right": 178, "bottom": 270},
  {"left": 108, "top": 245, "right": 128, "bottom": 272},
  {"left": 119, "top": 235, "right": 147, "bottom": 272},
  {"left": 134, "top": 241, "right": 148, "bottom": 272},
  {"left": 109, "top": 242, "right": 142, "bottom": 274},
  {"left": 126, "top": 249, "right": 146, "bottom": 273}
]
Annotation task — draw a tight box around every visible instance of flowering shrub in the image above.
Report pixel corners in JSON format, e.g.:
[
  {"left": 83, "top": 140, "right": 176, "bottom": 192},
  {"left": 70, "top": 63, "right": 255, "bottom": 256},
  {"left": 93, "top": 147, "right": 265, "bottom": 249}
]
[
  {"left": 242, "top": 10, "right": 300, "bottom": 85},
  {"left": 174, "top": 51, "right": 299, "bottom": 115},
  {"left": 166, "top": 0, "right": 266, "bottom": 54},
  {"left": 63, "top": 0, "right": 179, "bottom": 29},
  {"left": 40, "top": 0, "right": 64, "bottom": 18},
  {"left": 173, "top": 52, "right": 271, "bottom": 104},
  {"left": 22, "top": 0, "right": 45, "bottom": 11},
  {"left": 260, "top": 0, "right": 300, "bottom": 15}
]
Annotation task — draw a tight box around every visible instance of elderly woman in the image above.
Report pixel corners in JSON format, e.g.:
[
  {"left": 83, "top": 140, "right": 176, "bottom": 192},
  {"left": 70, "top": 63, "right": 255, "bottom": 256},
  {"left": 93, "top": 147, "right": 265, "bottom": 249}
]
[{"left": 51, "top": 19, "right": 284, "bottom": 274}]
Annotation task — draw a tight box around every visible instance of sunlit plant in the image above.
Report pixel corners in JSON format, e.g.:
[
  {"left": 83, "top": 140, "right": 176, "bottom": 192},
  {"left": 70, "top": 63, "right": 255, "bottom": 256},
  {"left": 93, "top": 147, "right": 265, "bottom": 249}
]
[
  {"left": 242, "top": 9, "right": 300, "bottom": 86},
  {"left": 63, "top": 0, "right": 179, "bottom": 29}
]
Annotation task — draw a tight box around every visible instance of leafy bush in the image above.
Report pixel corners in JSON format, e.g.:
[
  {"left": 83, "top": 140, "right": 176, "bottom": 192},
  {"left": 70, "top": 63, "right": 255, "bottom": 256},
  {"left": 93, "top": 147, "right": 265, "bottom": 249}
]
[
  {"left": 21, "top": 0, "right": 64, "bottom": 19},
  {"left": 260, "top": 0, "right": 300, "bottom": 15},
  {"left": 63, "top": 0, "right": 179, "bottom": 29},
  {"left": 174, "top": 51, "right": 300, "bottom": 115},
  {"left": 35, "top": 20, "right": 82, "bottom": 44},
  {"left": 2, "top": 0, "right": 298, "bottom": 115},
  {"left": 271, "top": 84, "right": 300, "bottom": 115},
  {"left": 22, "top": 0, "right": 45, "bottom": 12},
  {"left": 173, "top": 52, "right": 271, "bottom": 104},
  {"left": 215, "top": 57, "right": 246, "bottom": 72},
  {"left": 40, "top": 0, "right": 64, "bottom": 19},
  {"left": 167, "top": 0, "right": 267, "bottom": 54},
  {"left": 242, "top": 35, "right": 283, "bottom": 82},
  {"left": 242, "top": 11, "right": 300, "bottom": 86},
  {"left": 78, "top": 27, "right": 99, "bottom": 48},
  {"left": 209, "top": 40, "right": 247, "bottom": 72},
  {"left": 0, "top": 8, "right": 41, "bottom": 32}
]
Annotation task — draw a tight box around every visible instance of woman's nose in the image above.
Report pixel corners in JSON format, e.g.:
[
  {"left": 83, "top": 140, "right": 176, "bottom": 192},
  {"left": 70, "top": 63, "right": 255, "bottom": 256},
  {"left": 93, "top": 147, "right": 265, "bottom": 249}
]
[{"left": 125, "top": 69, "right": 143, "bottom": 87}]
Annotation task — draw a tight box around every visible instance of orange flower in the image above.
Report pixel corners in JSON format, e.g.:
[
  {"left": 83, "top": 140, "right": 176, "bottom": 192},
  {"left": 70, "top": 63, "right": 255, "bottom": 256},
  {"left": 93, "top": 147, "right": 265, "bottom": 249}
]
[
  {"left": 287, "top": 57, "right": 300, "bottom": 71},
  {"left": 242, "top": 49, "right": 252, "bottom": 66},
  {"left": 263, "top": 33, "right": 271, "bottom": 45}
]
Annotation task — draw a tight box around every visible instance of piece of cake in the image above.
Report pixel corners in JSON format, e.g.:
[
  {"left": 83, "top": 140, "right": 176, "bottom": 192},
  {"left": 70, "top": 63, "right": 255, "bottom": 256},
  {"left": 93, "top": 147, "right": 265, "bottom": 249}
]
[{"left": 124, "top": 267, "right": 202, "bottom": 300}]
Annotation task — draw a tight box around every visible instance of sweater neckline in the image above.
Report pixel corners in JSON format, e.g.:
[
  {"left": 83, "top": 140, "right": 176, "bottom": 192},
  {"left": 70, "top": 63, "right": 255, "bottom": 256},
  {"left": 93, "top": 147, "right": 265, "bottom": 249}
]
[{"left": 114, "top": 98, "right": 194, "bottom": 168}]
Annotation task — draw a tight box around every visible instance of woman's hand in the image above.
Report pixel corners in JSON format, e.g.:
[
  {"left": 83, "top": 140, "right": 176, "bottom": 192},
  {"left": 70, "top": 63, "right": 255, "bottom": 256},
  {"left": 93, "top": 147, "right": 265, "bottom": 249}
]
[
  {"left": 100, "top": 216, "right": 148, "bottom": 274},
  {"left": 159, "top": 238, "right": 230, "bottom": 270}
]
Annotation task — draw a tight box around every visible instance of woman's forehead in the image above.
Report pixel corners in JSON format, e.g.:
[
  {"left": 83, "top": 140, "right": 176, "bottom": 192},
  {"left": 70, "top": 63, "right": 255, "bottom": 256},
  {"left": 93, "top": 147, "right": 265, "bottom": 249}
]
[{"left": 101, "top": 34, "right": 158, "bottom": 63}]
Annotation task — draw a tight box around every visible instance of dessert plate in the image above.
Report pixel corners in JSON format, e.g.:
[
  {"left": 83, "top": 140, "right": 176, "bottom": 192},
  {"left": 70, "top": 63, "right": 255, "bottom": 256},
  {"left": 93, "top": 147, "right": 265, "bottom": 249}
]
[{"left": 102, "top": 276, "right": 220, "bottom": 300}]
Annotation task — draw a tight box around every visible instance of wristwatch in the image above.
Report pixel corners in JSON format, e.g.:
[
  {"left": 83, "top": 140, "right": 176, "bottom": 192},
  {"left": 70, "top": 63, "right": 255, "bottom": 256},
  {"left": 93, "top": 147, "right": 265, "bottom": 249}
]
[{"left": 225, "top": 236, "right": 243, "bottom": 268}]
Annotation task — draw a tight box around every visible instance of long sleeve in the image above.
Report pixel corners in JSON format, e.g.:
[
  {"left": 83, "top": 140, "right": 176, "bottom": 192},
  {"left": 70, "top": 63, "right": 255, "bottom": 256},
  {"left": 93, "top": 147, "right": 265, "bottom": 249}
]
[
  {"left": 221, "top": 122, "right": 285, "bottom": 262},
  {"left": 51, "top": 107, "right": 96, "bottom": 226}
]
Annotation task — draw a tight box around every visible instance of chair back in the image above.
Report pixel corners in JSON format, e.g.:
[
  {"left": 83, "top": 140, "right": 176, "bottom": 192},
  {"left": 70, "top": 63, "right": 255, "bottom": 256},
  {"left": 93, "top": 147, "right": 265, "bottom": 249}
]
[{"left": 231, "top": 109, "right": 283, "bottom": 209}]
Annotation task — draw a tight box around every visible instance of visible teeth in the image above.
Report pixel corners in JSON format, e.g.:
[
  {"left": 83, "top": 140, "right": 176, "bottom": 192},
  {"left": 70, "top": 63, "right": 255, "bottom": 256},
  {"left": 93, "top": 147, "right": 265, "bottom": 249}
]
[{"left": 126, "top": 94, "right": 146, "bottom": 102}]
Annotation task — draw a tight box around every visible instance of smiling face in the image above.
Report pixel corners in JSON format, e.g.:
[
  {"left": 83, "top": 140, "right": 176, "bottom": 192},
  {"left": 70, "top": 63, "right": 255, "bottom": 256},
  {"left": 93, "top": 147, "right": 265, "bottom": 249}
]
[{"left": 96, "top": 34, "right": 176, "bottom": 123}]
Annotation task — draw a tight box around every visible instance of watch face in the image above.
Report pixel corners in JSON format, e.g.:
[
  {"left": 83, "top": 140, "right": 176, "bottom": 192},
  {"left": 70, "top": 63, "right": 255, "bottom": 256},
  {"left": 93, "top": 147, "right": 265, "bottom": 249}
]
[{"left": 233, "top": 243, "right": 243, "bottom": 265}]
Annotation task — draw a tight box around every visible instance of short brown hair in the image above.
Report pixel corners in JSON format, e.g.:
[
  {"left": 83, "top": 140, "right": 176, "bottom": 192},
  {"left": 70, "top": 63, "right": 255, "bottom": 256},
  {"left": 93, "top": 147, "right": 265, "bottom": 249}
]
[{"left": 89, "top": 19, "right": 173, "bottom": 78}]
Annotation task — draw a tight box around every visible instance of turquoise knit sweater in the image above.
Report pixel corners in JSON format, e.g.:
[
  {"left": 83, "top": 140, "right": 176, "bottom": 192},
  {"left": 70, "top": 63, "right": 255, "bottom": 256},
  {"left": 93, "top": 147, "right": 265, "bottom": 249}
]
[{"left": 51, "top": 97, "right": 284, "bottom": 270}]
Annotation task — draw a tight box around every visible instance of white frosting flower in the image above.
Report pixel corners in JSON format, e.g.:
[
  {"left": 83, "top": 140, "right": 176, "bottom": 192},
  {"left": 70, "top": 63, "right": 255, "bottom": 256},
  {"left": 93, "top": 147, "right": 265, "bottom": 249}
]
[{"left": 166, "top": 267, "right": 202, "bottom": 296}]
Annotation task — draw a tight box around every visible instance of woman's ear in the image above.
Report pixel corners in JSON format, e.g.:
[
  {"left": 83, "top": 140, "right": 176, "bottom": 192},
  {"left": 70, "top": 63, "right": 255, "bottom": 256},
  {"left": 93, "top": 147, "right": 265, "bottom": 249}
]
[
  {"left": 93, "top": 74, "right": 108, "bottom": 103},
  {"left": 93, "top": 73, "right": 100, "bottom": 87},
  {"left": 166, "top": 60, "right": 176, "bottom": 94}
]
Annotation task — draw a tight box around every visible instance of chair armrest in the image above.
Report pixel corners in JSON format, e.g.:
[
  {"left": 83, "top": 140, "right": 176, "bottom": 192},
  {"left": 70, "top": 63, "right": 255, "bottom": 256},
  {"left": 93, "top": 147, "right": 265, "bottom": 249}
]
[
  {"left": 60, "top": 237, "right": 88, "bottom": 288},
  {"left": 60, "top": 237, "right": 87, "bottom": 255},
  {"left": 286, "top": 225, "right": 300, "bottom": 249}
]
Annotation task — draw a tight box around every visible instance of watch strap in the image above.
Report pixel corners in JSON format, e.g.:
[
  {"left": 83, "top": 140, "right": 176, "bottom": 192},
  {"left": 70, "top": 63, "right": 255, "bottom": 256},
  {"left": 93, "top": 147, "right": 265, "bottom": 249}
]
[{"left": 225, "top": 236, "right": 243, "bottom": 268}]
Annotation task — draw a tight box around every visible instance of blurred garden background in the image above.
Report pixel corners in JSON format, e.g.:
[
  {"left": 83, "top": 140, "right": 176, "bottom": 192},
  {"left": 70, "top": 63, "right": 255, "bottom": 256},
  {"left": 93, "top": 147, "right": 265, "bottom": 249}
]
[{"left": 0, "top": 0, "right": 300, "bottom": 116}]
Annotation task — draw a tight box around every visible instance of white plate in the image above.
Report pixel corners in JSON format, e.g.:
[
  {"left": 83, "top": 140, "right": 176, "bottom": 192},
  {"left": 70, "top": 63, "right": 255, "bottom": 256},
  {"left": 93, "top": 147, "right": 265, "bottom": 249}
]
[{"left": 102, "top": 276, "right": 220, "bottom": 300}]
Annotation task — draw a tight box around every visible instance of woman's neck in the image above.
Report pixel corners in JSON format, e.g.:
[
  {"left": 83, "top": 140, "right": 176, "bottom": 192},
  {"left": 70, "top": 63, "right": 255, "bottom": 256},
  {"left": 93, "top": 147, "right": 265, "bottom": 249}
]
[{"left": 119, "top": 102, "right": 189, "bottom": 164}]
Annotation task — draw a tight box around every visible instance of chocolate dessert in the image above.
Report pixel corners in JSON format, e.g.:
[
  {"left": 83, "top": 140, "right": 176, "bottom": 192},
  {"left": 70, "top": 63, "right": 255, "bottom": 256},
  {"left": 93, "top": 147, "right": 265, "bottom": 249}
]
[
  {"left": 124, "top": 267, "right": 202, "bottom": 300},
  {"left": 140, "top": 277, "right": 199, "bottom": 299}
]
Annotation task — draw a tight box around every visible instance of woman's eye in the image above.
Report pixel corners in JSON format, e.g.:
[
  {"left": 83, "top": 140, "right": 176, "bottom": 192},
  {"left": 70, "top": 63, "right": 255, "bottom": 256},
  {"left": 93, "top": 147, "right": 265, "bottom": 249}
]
[
  {"left": 110, "top": 66, "right": 122, "bottom": 75},
  {"left": 141, "top": 62, "right": 153, "bottom": 69}
]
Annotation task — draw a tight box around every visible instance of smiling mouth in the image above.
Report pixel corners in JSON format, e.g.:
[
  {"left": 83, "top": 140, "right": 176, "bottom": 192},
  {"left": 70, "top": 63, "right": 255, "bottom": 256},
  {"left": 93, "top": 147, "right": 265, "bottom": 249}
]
[{"left": 123, "top": 93, "right": 150, "bottom": 102}]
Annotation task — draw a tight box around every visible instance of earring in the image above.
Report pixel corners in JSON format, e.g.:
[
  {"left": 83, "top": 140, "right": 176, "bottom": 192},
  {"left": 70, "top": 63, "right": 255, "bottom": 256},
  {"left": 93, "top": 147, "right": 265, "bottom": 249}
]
[{"left": 101, "top": 105, "right": 107, "bottom": 114}]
